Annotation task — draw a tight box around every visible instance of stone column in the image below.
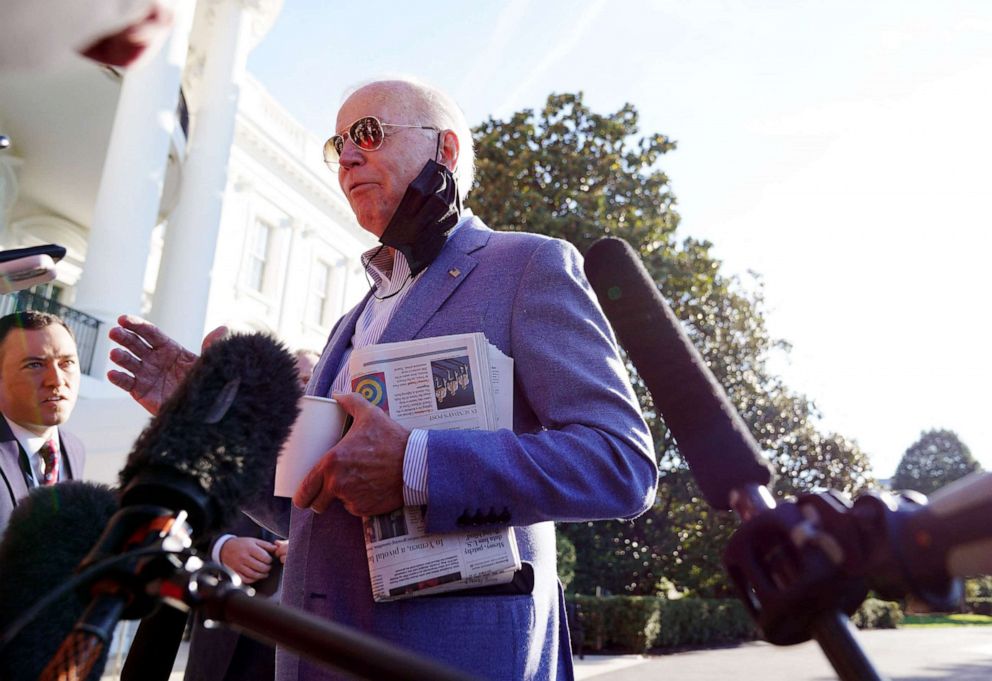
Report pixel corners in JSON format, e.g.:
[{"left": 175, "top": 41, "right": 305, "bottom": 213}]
[
  {"left": 151, "top": 0, "right": 282, "bottom": 350},
  {"left": 0, "top": 155, "right": 23, "bottom": 241},
  {"left": 72, "top": 0, "right": 196, "bottom": 374}
]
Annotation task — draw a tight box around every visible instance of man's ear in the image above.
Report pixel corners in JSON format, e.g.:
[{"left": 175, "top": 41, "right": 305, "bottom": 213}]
[{"left": 440, "top": 130, "right": 460, "bottom": 173}]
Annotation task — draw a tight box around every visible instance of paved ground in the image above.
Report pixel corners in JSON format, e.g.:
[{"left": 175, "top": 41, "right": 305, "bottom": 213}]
[
  {"left": 572, "top": 628, "right": 992, "bottom": 680},
  {"left": 99, "top": 626, "right": 992, "bottom": 680}
]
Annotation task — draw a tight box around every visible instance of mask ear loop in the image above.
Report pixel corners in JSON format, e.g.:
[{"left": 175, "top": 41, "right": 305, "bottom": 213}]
[{"left": 363, "top": 137, "right": 449, "bottom": 302}]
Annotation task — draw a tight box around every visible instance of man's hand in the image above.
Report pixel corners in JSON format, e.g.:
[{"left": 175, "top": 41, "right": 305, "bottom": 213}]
[
  {"left": 293, "top": 392, "right": 410, "bottom": 517},
  {"left": 107, "top": 315, "right": 228, "bottom": 415},
  {"left": 219, "top": 536, "right": 277, "bottom": 584}
]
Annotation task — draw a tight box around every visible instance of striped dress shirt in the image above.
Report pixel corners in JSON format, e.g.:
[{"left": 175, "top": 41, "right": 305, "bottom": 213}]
[{"left": 328, "top": 218, "right": 470, "bottom": 506}]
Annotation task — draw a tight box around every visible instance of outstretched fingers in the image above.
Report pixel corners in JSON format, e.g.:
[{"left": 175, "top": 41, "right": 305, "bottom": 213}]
[
  {"left": 108, "top": 346, "right": 143, "bottom": 375},
  {"left": 108, "top": 325, "right": 153, "bottom": 360},
  {"left": 106, "top": 369, "right": 135, "bottom": 393},
  {"left": 117, "top": 314, "right": 172, "bottom": 343}
]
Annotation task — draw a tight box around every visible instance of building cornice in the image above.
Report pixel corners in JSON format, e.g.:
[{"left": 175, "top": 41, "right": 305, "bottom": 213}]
[{"left": 233, "top": 76, "right": 370, "bottom": 245}]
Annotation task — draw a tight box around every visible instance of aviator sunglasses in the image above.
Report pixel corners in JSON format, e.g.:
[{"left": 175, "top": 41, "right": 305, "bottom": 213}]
[{"left": 323, "top": 116, "right": 441, "bottom": 168}]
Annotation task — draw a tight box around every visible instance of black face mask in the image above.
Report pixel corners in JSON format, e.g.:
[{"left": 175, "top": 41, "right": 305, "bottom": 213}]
[{"left": 378, "top": 159, "right": 462, "bottom": 277}]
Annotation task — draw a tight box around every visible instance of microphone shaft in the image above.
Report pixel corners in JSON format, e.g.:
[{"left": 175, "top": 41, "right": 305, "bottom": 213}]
[
  {"left": 907, "top": 472, "right": 992, "bottom": 579},
  {"left": 201, "top": 582, "right": 473, "bottom": 681},
  {"left": 584, "top": 237, "right": 773, "bottom": 509}
]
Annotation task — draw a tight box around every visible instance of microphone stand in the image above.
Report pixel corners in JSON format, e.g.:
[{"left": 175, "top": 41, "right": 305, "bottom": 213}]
[
  {"left": 726, "top": 484, "right": 884, "bottom": 681},
  {"left": 39, "top": 550, "right": 474, "bottom": 681},
  {"left": 724, "top": 479, "right": 985, "bottom": 681},
  {"left": 163, "top": 563, "right": 475, "bottom": 681}
]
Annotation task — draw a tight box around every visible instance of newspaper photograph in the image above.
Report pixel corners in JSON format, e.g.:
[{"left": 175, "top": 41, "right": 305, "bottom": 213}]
[{"left": 348, "top": 332, "right": 512, "bottom": 433}]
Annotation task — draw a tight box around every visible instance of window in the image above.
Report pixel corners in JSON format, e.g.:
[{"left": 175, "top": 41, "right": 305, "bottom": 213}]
[
  {"left": 308, "top": 260, "right": 331, "bottom": 326},
  {"left": 247, "top": 220, "right": 271, "bottom": 292},
  {"left": 28, "top": 282, "right": 64, "bottom": 302}
]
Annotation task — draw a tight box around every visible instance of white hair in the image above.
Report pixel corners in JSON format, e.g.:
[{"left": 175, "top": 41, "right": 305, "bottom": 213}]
[{"left": 341, "top": 75, "right": 476, "bottom": 201}]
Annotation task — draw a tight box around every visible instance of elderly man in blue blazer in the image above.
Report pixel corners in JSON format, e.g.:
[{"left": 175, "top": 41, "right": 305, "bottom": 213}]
[{"left": 108, "top": 77, "right": 657, "bottom": 681}]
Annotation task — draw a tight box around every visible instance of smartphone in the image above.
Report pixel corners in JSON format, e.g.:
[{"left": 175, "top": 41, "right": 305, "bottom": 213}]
[
  {"left": 0, "top": 245, "right": 64, "bottom": 294},
  {"left": 0, "top": 244, "right": 66, "bottom": 264}
]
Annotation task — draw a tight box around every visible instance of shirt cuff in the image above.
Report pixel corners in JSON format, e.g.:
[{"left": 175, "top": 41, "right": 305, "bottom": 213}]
[
  {"left": 403, "top": 429, "right": 429, "bottom": 506},
  {"left": 212, "top": 534, "right": 235, "bottom": 565}
]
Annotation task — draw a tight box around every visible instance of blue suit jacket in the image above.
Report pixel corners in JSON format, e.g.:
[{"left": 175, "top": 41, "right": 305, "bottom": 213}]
[{"left": 278, "top": 218, "right": 657, "bottom": 681}]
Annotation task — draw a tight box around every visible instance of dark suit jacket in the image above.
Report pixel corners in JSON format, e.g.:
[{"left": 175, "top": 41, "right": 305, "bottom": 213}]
[
  {"left": 183, "top": 514, "right": 281, "bottom": 681},
  {"left": 0, "top": 415, "right": 85, "bottom": 537}
]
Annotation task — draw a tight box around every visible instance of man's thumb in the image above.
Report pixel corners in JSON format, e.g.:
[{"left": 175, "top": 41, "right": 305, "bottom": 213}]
[{"left": 201, "top": 325, "right": 230, "bottom": 352}]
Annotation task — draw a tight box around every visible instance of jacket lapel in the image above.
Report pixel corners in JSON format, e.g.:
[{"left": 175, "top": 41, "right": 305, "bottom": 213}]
[
  {"left": 311, "top": 290, "right": 374, "bottom": 398},
  {"left": 0, "top": 417, "right": 28, "bottom": 503},
  {"left": 380, "top": 218, "right": 491, "bottom": 344},
  {"left": 61, "top": 430, "right": 84, "bottom": 481}
]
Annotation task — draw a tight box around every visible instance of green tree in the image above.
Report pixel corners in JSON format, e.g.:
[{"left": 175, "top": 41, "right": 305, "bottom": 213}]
[
  {"left": 556, "top": 532, "right": 577, "bottom": 592},
  {"left": 469, "top": 92, "right": 875, "bottom": 596},
  {"left": 892, "top": 428, "right": 981, "bottom": 495}
]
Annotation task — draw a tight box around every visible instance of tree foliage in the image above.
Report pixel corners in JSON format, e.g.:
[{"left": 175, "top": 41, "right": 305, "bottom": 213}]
[
  {"left": 892, "top": 428, "right": 981, "bottom": 495},
  {"left": 468, "top": 92, "right": 876, "bottom": 596}
]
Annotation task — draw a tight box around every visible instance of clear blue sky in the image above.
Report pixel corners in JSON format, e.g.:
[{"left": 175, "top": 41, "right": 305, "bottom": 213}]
[{"left": 249, "top": 0, "right": 992, "bottom": 478}]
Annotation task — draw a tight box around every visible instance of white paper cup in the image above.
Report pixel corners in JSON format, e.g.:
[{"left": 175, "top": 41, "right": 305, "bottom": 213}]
[{"left": 273, "top": 396, "right": 347, "bottom": 497}]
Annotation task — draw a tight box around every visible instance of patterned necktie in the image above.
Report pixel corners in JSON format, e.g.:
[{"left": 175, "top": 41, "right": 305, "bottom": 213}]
[{"left": 38, "top": 439, "right": 59, "bottom": 486}]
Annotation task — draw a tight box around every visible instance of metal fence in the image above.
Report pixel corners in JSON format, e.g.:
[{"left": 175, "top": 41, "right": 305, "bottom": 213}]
[{"left": 0, "top": 291, "right": 102, "bottom": 375}]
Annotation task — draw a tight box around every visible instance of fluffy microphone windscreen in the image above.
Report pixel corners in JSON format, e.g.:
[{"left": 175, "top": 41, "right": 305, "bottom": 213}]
[
  {"left": 0, "top": 482, "right": 118, "bottom": 681},
  {"left": 117, "top": 333, "right": 301, "bottom": 535}
]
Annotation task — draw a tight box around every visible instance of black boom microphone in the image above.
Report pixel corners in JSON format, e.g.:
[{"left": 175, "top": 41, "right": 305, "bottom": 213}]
[
  {"left": 583, "top": 237, "right": 774, "bottom": 510},
  {"left": 42, "top": 332, "right": 301, "bottom": 680}
]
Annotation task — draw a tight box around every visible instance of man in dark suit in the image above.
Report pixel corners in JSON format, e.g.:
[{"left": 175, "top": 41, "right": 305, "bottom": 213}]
[{"left": 0, "top": 311, "right": 84, "bottom": 537}]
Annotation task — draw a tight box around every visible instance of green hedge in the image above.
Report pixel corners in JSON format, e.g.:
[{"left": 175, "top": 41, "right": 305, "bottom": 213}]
[
  {"left": 653, "top": 597, "right": 757, "bottom": 648},
  {"left": 568, "top": 596, "right": 903, "bottom": 653},
  {"left": 967, "top": 598, "right": 992, "bottom": 616},
  {"left": 570, "top": 595, "right": 756, "bottom": 653},
  {"left": 851, "top": 598, "right": 904, "bottom": 629}
]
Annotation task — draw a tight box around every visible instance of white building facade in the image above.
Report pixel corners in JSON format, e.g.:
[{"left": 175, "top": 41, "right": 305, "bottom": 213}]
[{"left": 0, "top": 0, "right": 373, "bottom": 482}]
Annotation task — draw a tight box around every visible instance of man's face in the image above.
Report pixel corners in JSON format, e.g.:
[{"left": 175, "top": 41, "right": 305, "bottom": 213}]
[
  {"left": 0, "top": 325, "right": 80, "bottom": 435},
  {"left": 296, "top": 353, "right": 318, "bottom": 389},
  {"left": 335, "top": 84, "right": 440, "bottom": 237}
]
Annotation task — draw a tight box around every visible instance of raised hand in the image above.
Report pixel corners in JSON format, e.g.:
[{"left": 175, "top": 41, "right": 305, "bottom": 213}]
[{"left": 107, "top": 315, "right": 228, "bottom": 415}]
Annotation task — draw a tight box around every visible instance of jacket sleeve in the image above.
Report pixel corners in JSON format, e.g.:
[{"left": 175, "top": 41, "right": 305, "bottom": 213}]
[{"left": 424, "top": 237, "right": 657, "bottom": 532}]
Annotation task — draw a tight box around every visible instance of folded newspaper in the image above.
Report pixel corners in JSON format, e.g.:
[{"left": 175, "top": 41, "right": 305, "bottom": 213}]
[{"left": 348, "top": 333, "right": 520, "bottom": 602}]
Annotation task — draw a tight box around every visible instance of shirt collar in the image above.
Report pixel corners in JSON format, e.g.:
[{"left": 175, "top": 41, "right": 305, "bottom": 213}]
[
  {"left": 4, "top": 415, "right": 59, "bottom": 459},
  {"left": 361, "top": 210, "right": 473, "bottom": 295}
]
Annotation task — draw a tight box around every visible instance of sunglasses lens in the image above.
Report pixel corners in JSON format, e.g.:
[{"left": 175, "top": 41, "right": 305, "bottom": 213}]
[
  {"left": 324, "top": 117, "right": 386, "bottom": 169},
  {"left": 351, "top": 116, "right": 384, "bottom": 151},
  {"left": 324, "top": 136, "right": 342, "bottom": 165}
]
